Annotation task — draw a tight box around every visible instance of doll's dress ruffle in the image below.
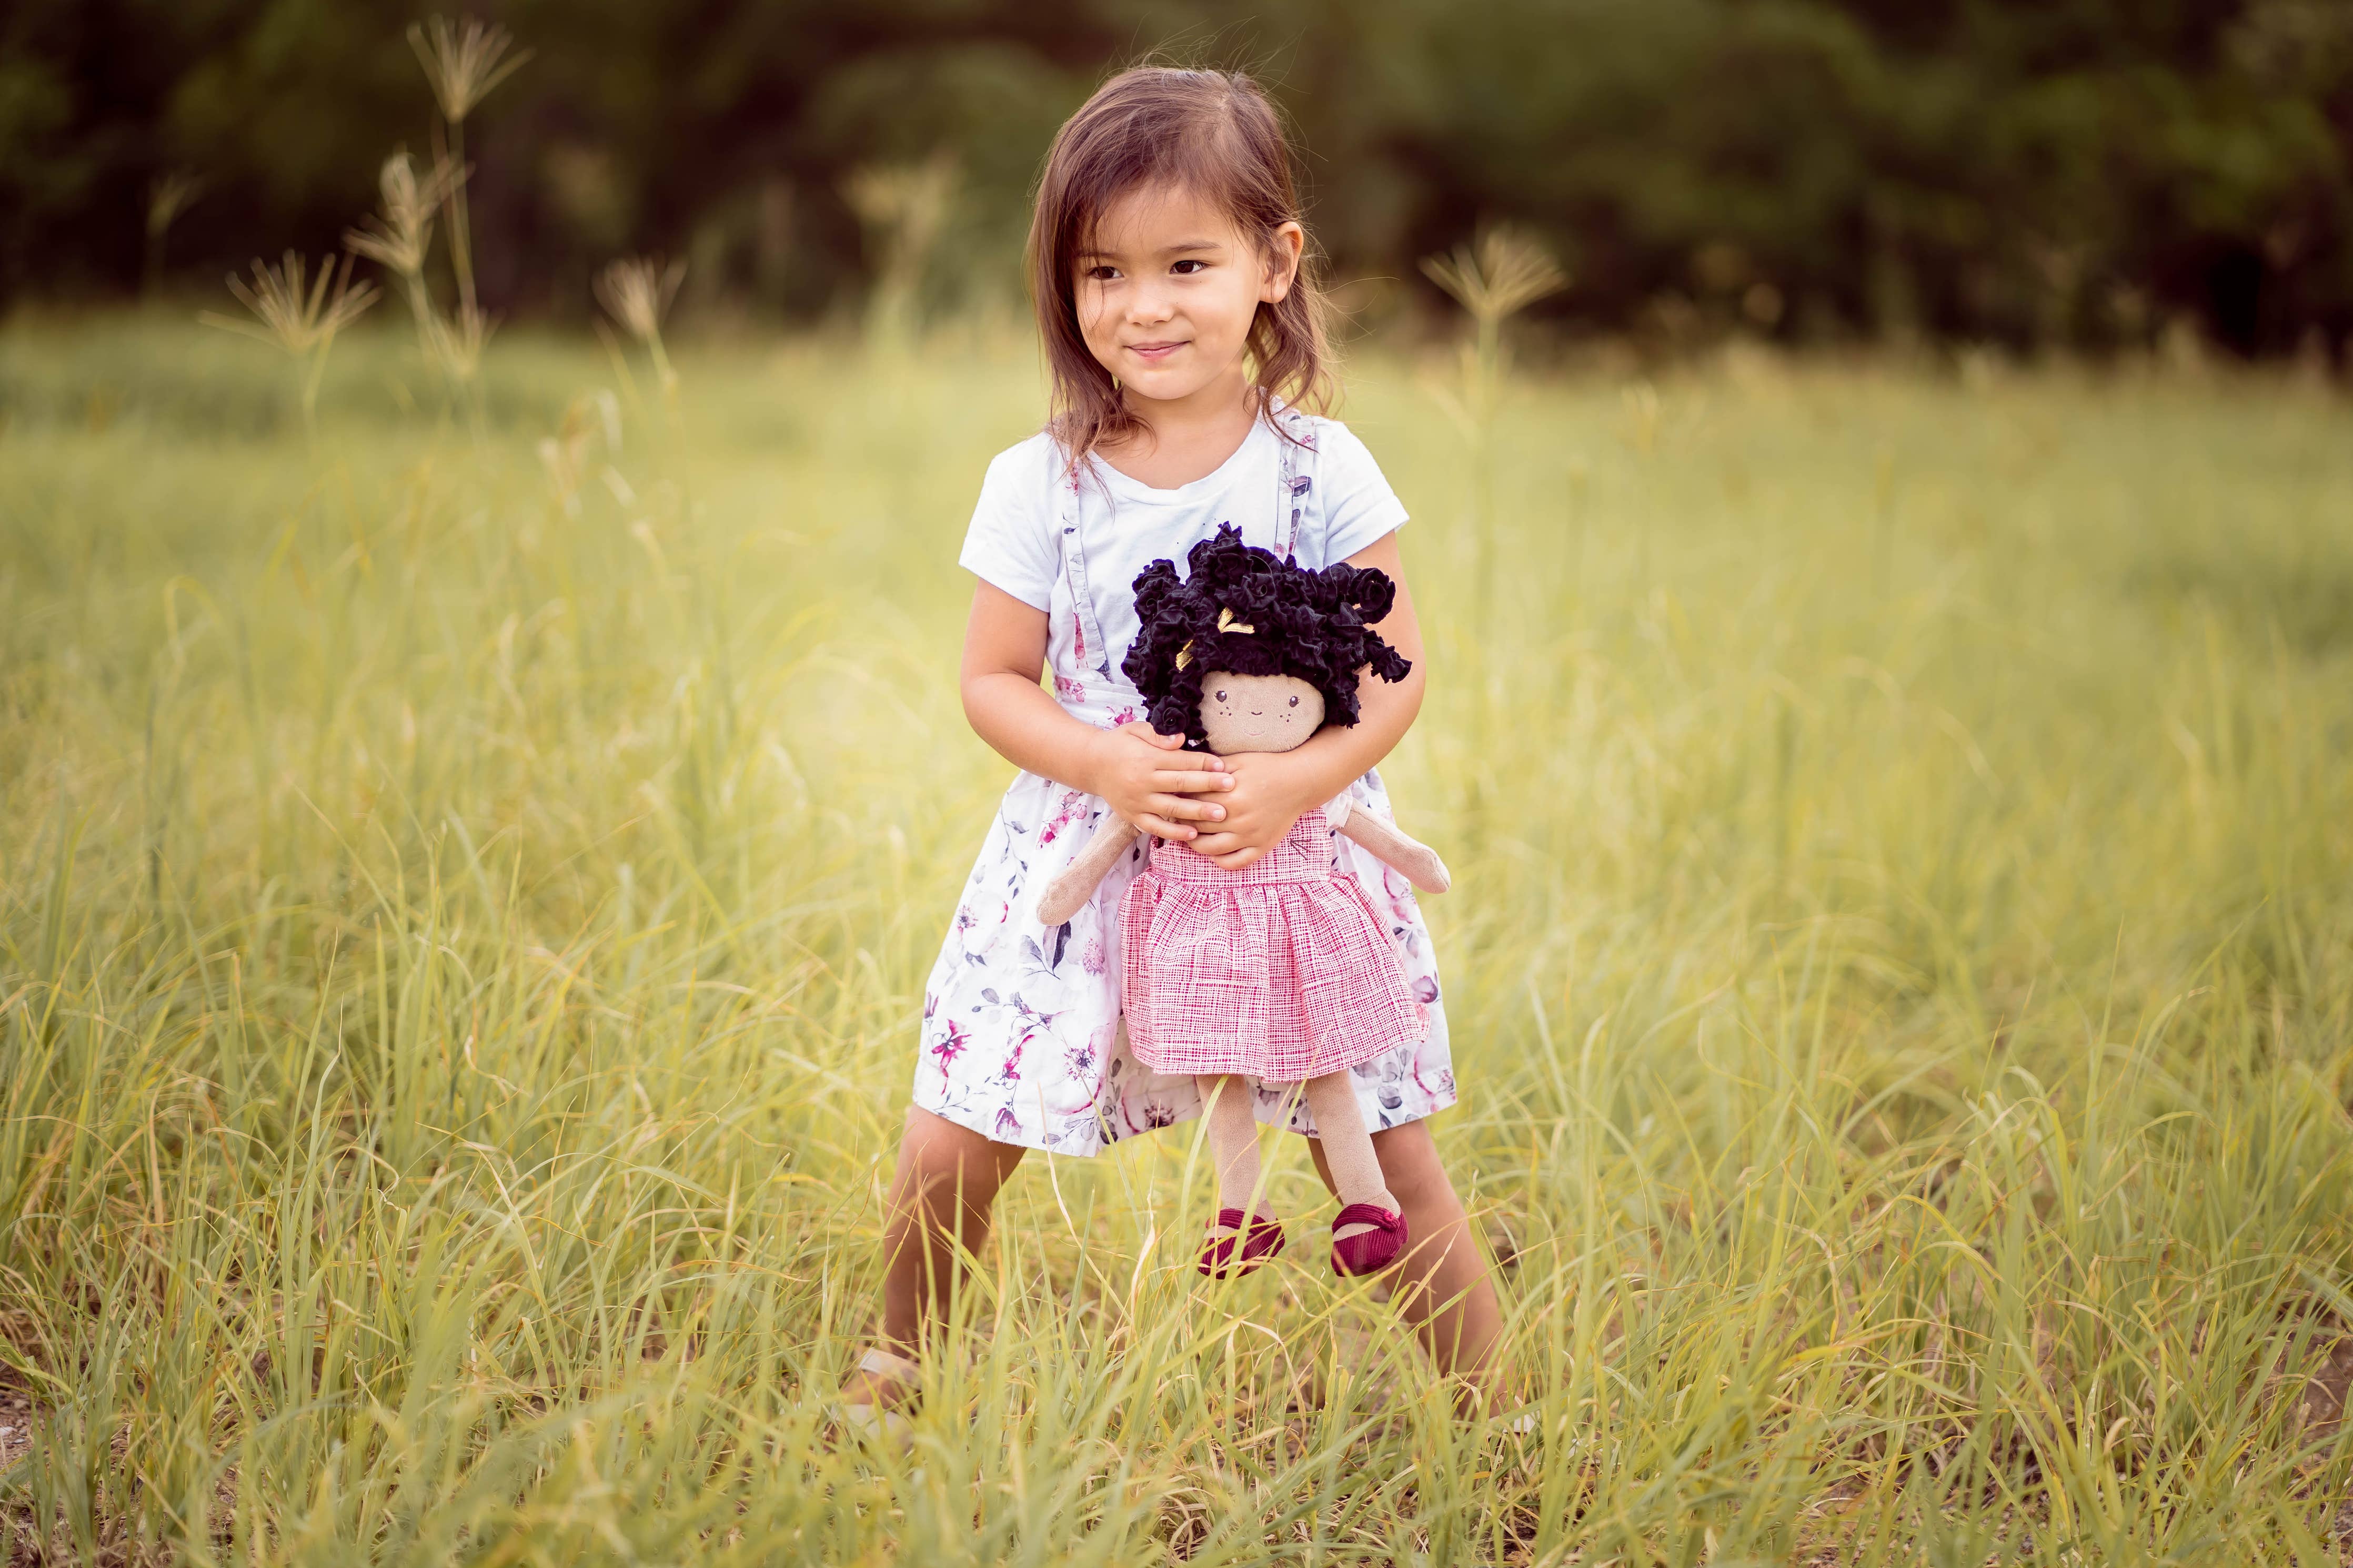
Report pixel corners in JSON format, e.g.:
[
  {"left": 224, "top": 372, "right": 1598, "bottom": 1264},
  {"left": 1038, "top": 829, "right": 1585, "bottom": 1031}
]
[{"left": 1119, "top": 807, "right": 1423, "bottom": 1081}]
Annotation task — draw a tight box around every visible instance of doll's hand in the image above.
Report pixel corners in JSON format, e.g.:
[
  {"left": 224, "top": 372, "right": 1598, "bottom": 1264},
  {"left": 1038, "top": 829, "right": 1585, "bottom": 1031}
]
[
  {"left": 1087, "top": 721, "right": 1234, "bottom": 842},
  {"left": 1184, "top": 750, "right": 1320, "bottom": 869}
]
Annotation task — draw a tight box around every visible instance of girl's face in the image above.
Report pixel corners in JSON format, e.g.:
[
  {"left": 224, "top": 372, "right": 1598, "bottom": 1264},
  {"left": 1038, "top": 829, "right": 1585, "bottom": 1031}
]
[
  {"left": 1075, "top": 184, "right": 1302, "bottom": 412},
  {"left": 1198, "top": 671, "right": 1324, "bottom": 754}
]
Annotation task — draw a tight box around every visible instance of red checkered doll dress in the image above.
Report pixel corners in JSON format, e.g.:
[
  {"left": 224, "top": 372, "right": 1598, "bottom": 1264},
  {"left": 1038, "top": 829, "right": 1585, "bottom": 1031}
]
[{"left": 1034, "top": 524, "right": 1452, "bottom": 1279}]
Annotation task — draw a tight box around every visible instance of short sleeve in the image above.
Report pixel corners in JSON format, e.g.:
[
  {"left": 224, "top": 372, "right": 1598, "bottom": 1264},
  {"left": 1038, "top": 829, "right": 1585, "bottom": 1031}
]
[
  {"left": 958, "top": 438, "right": 1059, "bottom": 611},
  {"left": 1313, "top": 420, "right": 1411, "bottom": 564}
]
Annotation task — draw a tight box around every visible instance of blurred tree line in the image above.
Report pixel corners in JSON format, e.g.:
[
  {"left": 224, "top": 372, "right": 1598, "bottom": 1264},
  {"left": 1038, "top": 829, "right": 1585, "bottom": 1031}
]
[{"left": 5, "top": 0, "right": 2350, "bottom": 356}]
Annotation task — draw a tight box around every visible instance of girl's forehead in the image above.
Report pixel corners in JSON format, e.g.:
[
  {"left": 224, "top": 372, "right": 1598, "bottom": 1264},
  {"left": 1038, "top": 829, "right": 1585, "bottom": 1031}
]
[{"left": 1081, "top": 183, "right": 1248, "bottom": 257}]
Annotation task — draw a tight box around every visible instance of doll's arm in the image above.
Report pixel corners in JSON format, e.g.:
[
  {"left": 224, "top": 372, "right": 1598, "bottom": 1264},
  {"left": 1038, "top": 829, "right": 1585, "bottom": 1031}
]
[
  {"left": 1327, "top": 794, "right": 1450, "bottom": 894},
  {"left": 1035, "top": 812, "right": 1145, "bottom": 926}
]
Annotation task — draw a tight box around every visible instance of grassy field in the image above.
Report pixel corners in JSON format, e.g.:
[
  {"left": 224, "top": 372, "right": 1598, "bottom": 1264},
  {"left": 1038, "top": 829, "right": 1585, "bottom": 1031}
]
[{"left": 3, "top": 311, "right": 2351, "bottom": 1564}]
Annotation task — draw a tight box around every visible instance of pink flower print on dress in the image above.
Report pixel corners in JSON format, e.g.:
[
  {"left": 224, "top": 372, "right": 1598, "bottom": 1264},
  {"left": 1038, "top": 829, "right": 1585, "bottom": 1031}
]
[
  {"left": 1054, "top": 672, "right": 1087, "bottom": 705},
  {"left": 1105, "top": 705, "right": 1138, "bottom": 729},
  {"left": 1038, "top": 790, "right": 1088, "bottom": 846},
  {"left": 1384, "top": 865, "right": 1418, "bottom": 925},
  {"left": 1080, "top": 934, "right": 1105, "bottom": 975},
  {"left": 932, "top": 1019, "right": 970, "bottom": 1073}
]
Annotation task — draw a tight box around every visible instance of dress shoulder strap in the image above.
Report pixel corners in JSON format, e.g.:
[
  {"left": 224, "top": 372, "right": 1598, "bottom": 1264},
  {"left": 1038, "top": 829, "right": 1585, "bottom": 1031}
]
[{"left": 1272, "top": 406, "right": 1321, "bottom": 564}]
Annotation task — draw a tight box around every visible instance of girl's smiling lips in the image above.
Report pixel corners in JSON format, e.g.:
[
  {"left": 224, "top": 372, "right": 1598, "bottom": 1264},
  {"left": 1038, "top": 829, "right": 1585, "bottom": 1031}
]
[{"left": 1126, "top": 340, "right": 1185, "bottom": 362}]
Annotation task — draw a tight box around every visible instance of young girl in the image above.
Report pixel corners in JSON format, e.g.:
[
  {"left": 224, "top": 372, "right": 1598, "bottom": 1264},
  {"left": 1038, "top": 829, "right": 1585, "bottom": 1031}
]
[{"left": 847, "top": 65, "right": 1500, "bottom": 1428}]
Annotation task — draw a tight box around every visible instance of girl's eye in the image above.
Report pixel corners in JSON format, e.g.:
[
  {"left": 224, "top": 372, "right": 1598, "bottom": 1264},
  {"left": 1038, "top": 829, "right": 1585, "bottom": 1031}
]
[
  {"left": 1083, "top": 265, "right": 1120, "bottom": 281},
  {"left": 1288, "top": 695, "right": 1299, "bottom": 707},
  {"left": 1171, "top": 259, "right": 1207, "bottom": 275},
  {"left": 1214, "top": 690, "right": 1228, "bottom": 703}
]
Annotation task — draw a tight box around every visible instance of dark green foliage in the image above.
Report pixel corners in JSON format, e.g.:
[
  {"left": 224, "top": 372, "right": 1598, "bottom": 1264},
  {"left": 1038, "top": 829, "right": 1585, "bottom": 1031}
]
[{"left": 4, "top": 0, "right": 2349, "bottom": 352}]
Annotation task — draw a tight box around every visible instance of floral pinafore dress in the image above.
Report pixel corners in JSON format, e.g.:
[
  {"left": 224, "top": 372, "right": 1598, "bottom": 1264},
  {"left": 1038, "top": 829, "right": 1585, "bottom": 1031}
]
[{"left": 913, "top": 410, "right": 1456, "bottom": 1156}]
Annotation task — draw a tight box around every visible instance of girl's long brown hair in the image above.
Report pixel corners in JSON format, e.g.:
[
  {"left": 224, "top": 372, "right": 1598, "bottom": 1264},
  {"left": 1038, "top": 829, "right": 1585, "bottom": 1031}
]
[{"left": 1027, "top": 67, "right": 1334, "bottom": 471}]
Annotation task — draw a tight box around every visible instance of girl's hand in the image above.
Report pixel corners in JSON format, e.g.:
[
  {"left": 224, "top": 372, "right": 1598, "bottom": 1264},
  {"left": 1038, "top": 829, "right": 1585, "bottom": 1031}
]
[
  {"left": 1185, "top": 749, "right": 1320, "bottom": 869},
  {"left": 1088, "top": 721, "right": 1235, "bottom": 842}
]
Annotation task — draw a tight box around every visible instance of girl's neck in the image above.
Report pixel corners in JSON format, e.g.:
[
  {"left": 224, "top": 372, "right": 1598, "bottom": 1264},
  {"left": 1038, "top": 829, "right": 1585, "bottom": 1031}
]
[{"left": 1096, "top": 371, "right": 1261, "bottom": 490}]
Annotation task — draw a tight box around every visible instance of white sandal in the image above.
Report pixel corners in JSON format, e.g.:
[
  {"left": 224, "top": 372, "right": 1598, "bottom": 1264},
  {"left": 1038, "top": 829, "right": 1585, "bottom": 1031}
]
[{"left": 837, "top": 1346, "right": 920, "bottom": 1452}]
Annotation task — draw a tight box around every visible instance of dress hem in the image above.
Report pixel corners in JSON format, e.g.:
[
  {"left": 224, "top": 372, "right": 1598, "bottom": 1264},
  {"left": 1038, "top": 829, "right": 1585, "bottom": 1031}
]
[{"left": 910, "top": 1081, "right": 1460, "bottom": 1158}]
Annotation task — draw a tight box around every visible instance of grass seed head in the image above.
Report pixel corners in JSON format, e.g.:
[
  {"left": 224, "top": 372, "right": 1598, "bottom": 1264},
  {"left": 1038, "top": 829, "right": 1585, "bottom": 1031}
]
[
  {"left": 1421, "top": 226, "right": 1570, "bottom": 327},
  {"left": 408, "top": 15, "right": 531, "bottom": 126},
  {"left": 346, "top": 151, "right": 464, "bottom": 280},
  {"left": 596, "top": 257, "right": 686, "bottom": 346},
  {"left": 427, "top": 299, "right": 496, "bottom": 382},
  {"left": 145, "top": 171, "right": 205, "bottom": 241},
  {"left": 202, "top": 251, "right": 379, "bottom": 355}
]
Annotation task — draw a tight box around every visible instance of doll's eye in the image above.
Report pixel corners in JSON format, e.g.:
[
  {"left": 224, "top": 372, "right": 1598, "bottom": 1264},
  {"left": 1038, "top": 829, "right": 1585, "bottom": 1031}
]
[
  {"left": 1288, "top": 695, "right": 1299, "bottom": 707},
  {"left": 1214, "top": 690, "right": 1228, "bottom": 703}
]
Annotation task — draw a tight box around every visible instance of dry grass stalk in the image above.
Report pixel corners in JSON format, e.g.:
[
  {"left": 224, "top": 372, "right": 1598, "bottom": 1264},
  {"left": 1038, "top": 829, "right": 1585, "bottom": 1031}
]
[
  {"left": 406, "top": 14, "right": 530, "bottom": 354},
  {"left": 843, "top": 150, "right": 957, "bottom": 348},
  {"left": 1417, "top": 225, "right": 1568, "bottom": 766},
  {"left": 143, "top": 172, "right": 205, "bottom": 295},
  {"left": 199, "top": 252, "right": 379, "bottom": 434}
]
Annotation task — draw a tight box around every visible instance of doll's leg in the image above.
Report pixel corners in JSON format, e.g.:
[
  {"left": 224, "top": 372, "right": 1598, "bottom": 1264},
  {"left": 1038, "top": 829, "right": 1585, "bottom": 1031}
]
[
  {"left": 1302, "top": 1073, "right": 1406, "bottom": 1270},
  {"left": 1194, "top": 1075, "right": 1288, "bottom": 1276}
]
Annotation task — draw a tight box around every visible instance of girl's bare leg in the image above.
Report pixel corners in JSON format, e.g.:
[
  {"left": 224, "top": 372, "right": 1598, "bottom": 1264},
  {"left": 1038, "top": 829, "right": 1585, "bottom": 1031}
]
[
  {"left": 851, "top": 1105, "right": 1024, "bottom": 1406},
  {"left": 1305, "top": 1118, "right": 1502, "bottom": 1411}
]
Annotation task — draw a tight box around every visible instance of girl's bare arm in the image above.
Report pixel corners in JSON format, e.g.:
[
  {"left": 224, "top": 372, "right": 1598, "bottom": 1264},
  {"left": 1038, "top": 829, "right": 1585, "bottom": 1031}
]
[{"left": 960, "top": 581, "right": 1234, "bottom": 842}]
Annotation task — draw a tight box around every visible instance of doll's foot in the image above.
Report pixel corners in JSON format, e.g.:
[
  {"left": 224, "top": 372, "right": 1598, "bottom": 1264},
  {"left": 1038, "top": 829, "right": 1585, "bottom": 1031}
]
[
  {"left": 1330, "top": 1203, "right": 1409, "bottom": 1277},
  {"left": 1200, "top": 1208, "right": 1286, "bottom": 1278}
]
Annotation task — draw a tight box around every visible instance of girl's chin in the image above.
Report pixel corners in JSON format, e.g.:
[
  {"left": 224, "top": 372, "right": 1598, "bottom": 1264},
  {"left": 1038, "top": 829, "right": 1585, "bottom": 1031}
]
[{"left": 1111, "top": 361, "right": 1247, "bottom": 405}]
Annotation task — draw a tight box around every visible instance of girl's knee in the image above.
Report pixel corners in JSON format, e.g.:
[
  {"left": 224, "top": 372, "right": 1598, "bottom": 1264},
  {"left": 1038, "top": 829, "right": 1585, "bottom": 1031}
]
[{"left": 898, "top": 1107, "right": 1022, "bottom": 1208}]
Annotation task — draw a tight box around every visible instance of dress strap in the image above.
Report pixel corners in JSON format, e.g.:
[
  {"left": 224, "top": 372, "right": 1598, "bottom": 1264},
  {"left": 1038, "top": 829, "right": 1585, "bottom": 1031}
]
[
  {"left": 1054, "top": 455, "right": 1115, "bottom": 685},
  {"left": 1273, "top": 405, "right": 1321, "bottom": 563}
]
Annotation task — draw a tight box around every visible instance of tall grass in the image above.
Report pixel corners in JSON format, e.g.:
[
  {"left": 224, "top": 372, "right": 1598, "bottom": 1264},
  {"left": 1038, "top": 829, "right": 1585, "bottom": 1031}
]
[{"left": 2, "top": 315, "right": 2350, "bottom": 1564}]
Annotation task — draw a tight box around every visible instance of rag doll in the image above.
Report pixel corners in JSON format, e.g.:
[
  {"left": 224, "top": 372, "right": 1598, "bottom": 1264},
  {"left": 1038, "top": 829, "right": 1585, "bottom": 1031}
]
[{"left": 1035, "top": 524, "right": 1451, "bottom": 1279}]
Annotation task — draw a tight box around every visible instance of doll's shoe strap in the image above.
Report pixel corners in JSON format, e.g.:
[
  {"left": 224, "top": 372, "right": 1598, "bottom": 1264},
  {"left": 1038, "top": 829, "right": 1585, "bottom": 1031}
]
[
  {"left": 1329, "top": 1205, "right": 1409, "bottom": 1278},
  {"left": 1201, "top": 1208, "right": 1286, "bottom": 1278}
]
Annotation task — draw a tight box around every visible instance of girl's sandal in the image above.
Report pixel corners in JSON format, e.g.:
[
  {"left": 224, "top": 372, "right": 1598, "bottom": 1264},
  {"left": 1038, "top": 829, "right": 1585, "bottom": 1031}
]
[
  {"left": 837, "top": 1346, "right": 921, "bottom": 1453},
  {"left": 1199, "top": 1208, "right": 1287, "bottom": 1278},
  {"left": 1329, "top": 1204, "right": 1409, "bottom": 1277}
]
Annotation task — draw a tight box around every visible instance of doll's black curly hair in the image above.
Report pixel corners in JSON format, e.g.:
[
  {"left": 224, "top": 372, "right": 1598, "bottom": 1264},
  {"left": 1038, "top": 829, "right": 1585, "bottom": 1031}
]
[{"left": 1122, "top": 523, "right": 1412, "bottom": 748}]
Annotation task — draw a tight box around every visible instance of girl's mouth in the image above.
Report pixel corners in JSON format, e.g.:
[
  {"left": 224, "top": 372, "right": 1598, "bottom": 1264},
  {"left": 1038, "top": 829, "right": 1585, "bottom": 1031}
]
[{"left": 1127, "top": 341, "right": 1184, "bottom": 362}]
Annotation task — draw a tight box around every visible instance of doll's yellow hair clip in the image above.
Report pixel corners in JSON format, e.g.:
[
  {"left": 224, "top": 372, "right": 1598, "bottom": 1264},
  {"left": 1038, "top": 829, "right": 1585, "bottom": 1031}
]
[{"left": 1216, "top": 607, "right": 1255, "bottom": 634}]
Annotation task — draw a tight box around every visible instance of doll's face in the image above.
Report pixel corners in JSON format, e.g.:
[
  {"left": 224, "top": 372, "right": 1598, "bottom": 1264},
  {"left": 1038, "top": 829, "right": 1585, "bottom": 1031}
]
[{"left": 1198, "top": 671, "right": 1324, "bottom": 754}]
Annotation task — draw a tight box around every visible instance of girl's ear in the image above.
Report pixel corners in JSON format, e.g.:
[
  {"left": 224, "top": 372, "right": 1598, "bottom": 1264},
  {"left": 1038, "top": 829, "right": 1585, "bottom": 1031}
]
[{"left": 1261, "top": 221, "right": 1304, "bottom": 305}]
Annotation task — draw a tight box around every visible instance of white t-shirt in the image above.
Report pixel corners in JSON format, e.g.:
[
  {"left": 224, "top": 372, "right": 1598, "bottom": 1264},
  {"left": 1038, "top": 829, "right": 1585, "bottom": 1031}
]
[{"left": 958, "top": 410, "right": 1410, "bottom": 704}]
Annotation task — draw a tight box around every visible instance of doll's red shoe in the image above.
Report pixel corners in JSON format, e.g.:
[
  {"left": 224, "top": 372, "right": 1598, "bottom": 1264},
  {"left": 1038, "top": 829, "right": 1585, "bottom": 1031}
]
[
  {"left": 1199, "top": 1209, "right": 1286, "bottom": 1278},
  {"left": 1329, "top": 1204, "right": 1409, "bottom": 1277}
]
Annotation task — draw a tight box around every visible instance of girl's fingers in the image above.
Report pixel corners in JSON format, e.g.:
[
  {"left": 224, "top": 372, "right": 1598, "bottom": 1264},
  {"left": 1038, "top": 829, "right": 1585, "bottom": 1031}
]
[
  {"left": 1148, "top": 793, "right": 1226, "bottom": 823},
  {"left": 1133, "top": 814, "right": 1196, "bottom": 841},
  {"left": 1152, "top": 768, "right": 1234, "bottom": 793}
]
